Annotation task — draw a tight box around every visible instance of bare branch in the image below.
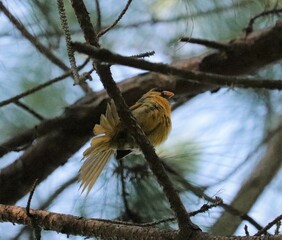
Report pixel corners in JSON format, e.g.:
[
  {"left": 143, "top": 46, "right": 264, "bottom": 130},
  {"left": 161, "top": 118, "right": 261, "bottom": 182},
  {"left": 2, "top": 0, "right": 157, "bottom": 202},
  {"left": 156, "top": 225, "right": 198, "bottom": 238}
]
[
  {"left": 119, "top": 160, "right": 139, "bottom": 222},
  {"left": 255, "top": 215, "right": 282, "bottom": 236},
  {"left": 133, "top": 198, "right": 223, "bottom": 227},
  {"left": 160, "top": 160, "right": 265, "bottom": 231},
  {"left": 97, "top": 0, "right": 133, "bottom": 37},
  {"left": 0, "top": 204, "right": 177, "bottom": 240},
  {"left": 0, "top": 58, "right": 89, "bottom": 109},
  {"left": 130, "top": 51, "right": 155, "bottom": 59},
  {"left": 95, "top": 0, "right": 102, "bottom": 31},
  {"left": 179, "top": 37, "right": 230, "bottom": 51},
  {"left": 245, "top": 8, "right": 282, "bottom": 35},
  {"left": 13, "top": 176, "right": 78, "bottom": 240},
  {"left": 245, "top": 225, "right": 250, "bottom": 236},
  {"left": 26, "top": 179, "right": 41, "bottom": 240},
  {"left": 0, "top": 204, "right": 281, "bottom": 240},
  {"left": 14, "top": 101, "right": 45, "bottom": 121},
  {"left": 72, "top": 42, "right": 282, "bottom": 90}
]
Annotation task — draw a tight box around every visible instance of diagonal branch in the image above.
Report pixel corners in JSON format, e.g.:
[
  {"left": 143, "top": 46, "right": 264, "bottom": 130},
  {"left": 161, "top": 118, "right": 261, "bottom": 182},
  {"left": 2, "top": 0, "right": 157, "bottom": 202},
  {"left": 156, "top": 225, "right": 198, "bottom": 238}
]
[
  {"left": 70, "top": 0, "right": 198, "bottom": 236},
  {"left": 97, "top": 0, "right": 133, "bottom": 37},
  {"left": 0, "top": 57, "right": 90, "bottom": 109},
  {"left": 14, "top": 101, "right": 45, "bottom": 121},
  {"left": 97, "top": 63, "right": 198, "bottom": 236},
  {"left": 160, "top": 161, "right": 265, "bottom": 232},
  {"left": 0, "top": 1, "right": 68, "bottom": 71},
  {"left": 245, "top": 8, "right": 282, "bottom": 35}
]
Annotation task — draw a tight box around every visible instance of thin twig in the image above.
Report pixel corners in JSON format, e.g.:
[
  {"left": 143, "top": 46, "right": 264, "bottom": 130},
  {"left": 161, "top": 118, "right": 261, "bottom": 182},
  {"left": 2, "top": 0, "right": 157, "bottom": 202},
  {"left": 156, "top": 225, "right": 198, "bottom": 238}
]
[
  {"left": 95, "top": 0, "right": 102, "bottom": 31},
  {"left": 93, "top": 197, "right": 222, "bottom": 227},
  {"left": 255, "top": 215, "right": 282, "bottom": 236},
  {"left": 13, "top": 176, "right": 78, "bottom": 240},
  {"left": 179, "top": 37, "right": 230, "bottom": 51},
  {"left": 72, "top": 43, "right": 282, "bottom": 91},
  {"left": 190, "top": 197, "right": 223, "bottom": 217},
  {"left": 26, "top": 179, "right": 39, "bottom": 217},
  {"left": 135, "top": 197, "right": 223, "bottom": 227},
  {"left": 245, "top": 8, "right": 282, "bottom": 35},
  {"left": 0, "top": 1, "right": 68, "bottom": 71},
  {"left": 119, "top": 160, "right": 134, "bottom": 220},
  {"left": 160, "top": 160, "right": 265, "bottom": 231},
  {"left": 0, "top": 57, "right": 89, "bottom": 109},
  {"left": 97, "top": 0, "right": 133, "bottom": 37},
  {"left": 275, "top": 220, "right": 281, "bottom": 235},
  {"left": 26, "top": 179, "right": 41, "bottom": 240},
  {"left": 130, "top": 51, "right": 155, "bottom": 59},
  {"left": 244, "top": 225, "right": 250, "bottom": 236},
  {"left": 0, "top": 74, "right": 68, "bottom": 108},
  {"left": 14, "top": 101, "right": 45, "bottom": 121}
]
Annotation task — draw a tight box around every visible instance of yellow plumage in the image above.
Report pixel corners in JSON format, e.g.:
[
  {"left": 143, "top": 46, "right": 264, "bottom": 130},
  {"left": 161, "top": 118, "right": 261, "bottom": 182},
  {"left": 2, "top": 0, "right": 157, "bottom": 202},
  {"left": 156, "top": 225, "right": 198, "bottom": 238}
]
[{"left": 79, "top": 88, "right": 174, "bottom": 194}]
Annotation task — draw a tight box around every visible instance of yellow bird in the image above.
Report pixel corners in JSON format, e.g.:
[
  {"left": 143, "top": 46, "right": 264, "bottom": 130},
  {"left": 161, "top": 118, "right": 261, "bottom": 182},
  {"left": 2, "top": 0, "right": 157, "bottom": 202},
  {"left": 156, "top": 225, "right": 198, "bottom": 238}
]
[{"left": 79, "top": 88, "right": 174, "bottom": 193}]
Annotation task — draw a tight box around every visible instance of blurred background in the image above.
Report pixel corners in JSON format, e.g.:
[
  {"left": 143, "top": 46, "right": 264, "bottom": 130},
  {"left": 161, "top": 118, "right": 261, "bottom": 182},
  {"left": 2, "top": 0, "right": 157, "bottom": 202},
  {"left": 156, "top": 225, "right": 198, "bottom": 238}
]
[{"left": 0, "top": 0, "right": 281, "bottom": 239}]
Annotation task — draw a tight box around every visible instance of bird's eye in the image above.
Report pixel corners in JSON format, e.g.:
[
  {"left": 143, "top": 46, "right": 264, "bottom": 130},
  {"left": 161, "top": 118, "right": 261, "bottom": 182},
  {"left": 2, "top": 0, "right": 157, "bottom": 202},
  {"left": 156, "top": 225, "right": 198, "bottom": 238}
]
[{"left": 152, "top": 87, "right": 163, "bottom": 93}]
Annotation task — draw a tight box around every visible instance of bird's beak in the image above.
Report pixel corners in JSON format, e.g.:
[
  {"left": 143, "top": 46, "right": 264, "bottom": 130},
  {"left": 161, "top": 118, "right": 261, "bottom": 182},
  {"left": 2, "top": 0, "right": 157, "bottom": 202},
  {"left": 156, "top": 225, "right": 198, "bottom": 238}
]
[{"left": 162, "top": 91, "right": 174, "bottom": 98}]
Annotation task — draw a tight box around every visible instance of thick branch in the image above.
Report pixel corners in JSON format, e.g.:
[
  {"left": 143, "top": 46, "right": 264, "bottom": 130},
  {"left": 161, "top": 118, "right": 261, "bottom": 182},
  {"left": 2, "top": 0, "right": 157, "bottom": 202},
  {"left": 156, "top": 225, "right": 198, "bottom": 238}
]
[
  {"left": 0, "top": 205, "right": 281, "bottom": 240},
  {"left": 0, "top": 204, "right": 176, "bottom": 240},
  {"left": 72, "top": 43, "right": 282, "bottom": 90}
]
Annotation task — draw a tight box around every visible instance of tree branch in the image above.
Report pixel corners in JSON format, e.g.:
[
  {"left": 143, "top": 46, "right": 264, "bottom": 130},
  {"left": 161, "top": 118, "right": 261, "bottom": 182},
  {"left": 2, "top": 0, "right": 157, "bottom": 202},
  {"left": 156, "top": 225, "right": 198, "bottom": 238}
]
[
  {"left": 0, "top": 55, "right": 89, "bottom": 109},
  {"left": 245, "top": 8, "right": 282, "bottom": 35},
  {"left": 0, "top": 205, "right": 281, "bottom": 240},
  {"left": 72, "top": 43, "right": 282, "bottom": 91},
  {"left": 97, "top": 0, "right": 133, "bottom": 37}
]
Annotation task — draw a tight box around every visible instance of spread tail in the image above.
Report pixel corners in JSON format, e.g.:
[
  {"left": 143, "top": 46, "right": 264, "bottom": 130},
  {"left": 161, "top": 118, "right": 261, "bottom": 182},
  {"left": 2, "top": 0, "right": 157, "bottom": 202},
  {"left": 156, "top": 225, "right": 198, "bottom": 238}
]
[{"left": 79, "top": 101, "right": 119, "bottom": 194}]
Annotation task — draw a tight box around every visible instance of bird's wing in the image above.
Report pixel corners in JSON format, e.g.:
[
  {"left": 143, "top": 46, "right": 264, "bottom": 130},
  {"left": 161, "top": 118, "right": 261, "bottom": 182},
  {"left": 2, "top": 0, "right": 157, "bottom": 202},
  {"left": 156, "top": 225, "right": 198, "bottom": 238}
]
[{"left": 130, "top": 100, "right": 163, "bottom": 135}]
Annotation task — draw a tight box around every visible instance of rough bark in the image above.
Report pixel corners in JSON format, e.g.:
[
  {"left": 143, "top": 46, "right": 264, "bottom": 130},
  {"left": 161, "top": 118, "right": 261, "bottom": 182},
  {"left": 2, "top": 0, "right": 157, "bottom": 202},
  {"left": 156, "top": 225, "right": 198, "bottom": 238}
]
[{"left": 0, "top": 205, "right": 281, "bottom": 240}]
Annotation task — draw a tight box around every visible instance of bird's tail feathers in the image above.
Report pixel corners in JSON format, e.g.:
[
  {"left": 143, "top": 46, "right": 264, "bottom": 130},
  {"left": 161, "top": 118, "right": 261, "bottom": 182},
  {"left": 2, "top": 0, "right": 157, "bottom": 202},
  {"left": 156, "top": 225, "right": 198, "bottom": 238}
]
[
  {"left": 80, "top": 136, "right": 114, "bottom": 194},
  {"left": 94, "top": 101, "right": 119, "bottom": 137},
  {"left": 79, "top": 101, "right": 119, "bottom": 194}
]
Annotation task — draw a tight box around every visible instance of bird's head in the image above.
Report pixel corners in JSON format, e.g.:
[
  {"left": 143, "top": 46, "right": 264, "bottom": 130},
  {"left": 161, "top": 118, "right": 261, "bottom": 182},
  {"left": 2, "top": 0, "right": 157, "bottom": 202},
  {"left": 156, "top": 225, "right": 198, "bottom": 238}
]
[{"left": 147, "top": 88, "right": 174, "bottom": 99}]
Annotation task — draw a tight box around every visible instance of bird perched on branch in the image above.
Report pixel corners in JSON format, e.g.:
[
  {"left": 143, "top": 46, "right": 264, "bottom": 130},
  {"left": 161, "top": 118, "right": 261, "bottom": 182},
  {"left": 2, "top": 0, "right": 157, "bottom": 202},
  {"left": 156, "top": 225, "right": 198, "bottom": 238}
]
[{"left": 79, "top": 88, "right": 174, "bottom": 194}]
